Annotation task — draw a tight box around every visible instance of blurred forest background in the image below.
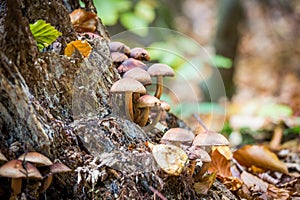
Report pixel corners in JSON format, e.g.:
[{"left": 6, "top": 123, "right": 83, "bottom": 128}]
[{"left": 91, "top": 0, "right": 300, "bottom": 147}]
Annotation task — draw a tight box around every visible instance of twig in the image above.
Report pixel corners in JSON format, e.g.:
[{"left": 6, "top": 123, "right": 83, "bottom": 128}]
[{"left": 193, "top": 113, "right": 208, "bottom": 131}]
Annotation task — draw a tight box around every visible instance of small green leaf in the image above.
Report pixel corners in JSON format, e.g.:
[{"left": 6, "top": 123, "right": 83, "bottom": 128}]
[
  {"left": 212, "top": 55, "right": 232, "bottom": 69},
  {"left": 30, "top": 20, "right": 62, "bottom": 51}
]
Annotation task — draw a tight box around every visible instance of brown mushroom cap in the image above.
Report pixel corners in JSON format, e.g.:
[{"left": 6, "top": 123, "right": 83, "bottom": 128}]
[
  {"left": 50, "top": 162, "right": 72, "bottom": 174},
  {"left": 162, "top": 128, "right": 195, "bottom": 143},
  {"left": 18, "top": 152, "right": 53, "bottom": 166},
  {"left": 192, "top": 131, "right": 229, "bottom": 147},
  {"left": 110, "top": 77, "right": 146, "bottom": 94},
  {"left": 136, "top": 95, "right": 161, "bottom": 108},
  {"left": 123, "top": 68, "right": 152, "bottom": 86},
  {"left": 147, "top": 63, "right": 175, "bottom": 77},
  {"left": 109, "top": 41, "right": 130, "bottom": 54},
  {"left": 130, "top": 47, "right": 150, "bottom": 61},
  {"left": 160, "top": 100, "right": 171, "bottom": 112},
  {"left": 111, "top": 52, "right": 128, "bottom": 64},
  {"left": 0, "top": 152, "right": 7, "bottom": 161},
  {"left": 118, "top": 58, "right": 148, "bottom": 74},
  {"left": 0, "top": 160, "right": 42, "bottom": 179}
]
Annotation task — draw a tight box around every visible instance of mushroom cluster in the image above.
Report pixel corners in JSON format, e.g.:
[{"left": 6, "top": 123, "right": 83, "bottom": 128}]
[
  {"left": 109, "top": 41, "right": 173, "bottom": 130},
  {"left": 0, "top": 151, "right": 71, "bottom": 199}
]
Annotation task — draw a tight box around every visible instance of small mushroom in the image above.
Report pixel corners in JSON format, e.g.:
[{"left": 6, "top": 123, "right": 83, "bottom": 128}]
[
  {"left": 0, "top": 160, "right": 42, "bottom": 197},
  {"left": 111, "top": 52, "right": 128, "bottom": 66},
  {"left": 123, "top": 67, "right": 152, "bottom": 86},
  {"left": 192, "top": 131, "right": 229, "bottom": 152},
  {"left": 110, "top": 77, "right": 146, "bottom": 121},
  {"left": 109, "top": 41, "right": 130, "bottom": 54},
  {"left": 147, "top": 63, "right": 175, "bottom": 99},
  {"left": 135, "top": 95, "right": 161, "bottom": 126},
  {"left": 159, "top": 100, "right": 171, "bottom": 124},
  {"left": 40, "top": 162, "right": 71, "bottom": 193},
  {"left": 186, "top": 146, "right": 211, "bottom": 176},
  {"left": 130, "top": 47, "right": 150, "bottom": 61},
  {"left": 118, "top": 58, "right": 148, "bottom": 74},
  {"left": 18, "top": 152, "right": 53, "bottom": 166},
  {"left": 161, "top": 128, "right": 195, "bottom": 149},
  {"left": 149, "top": 143, "right": 188, "bottom": 176}
]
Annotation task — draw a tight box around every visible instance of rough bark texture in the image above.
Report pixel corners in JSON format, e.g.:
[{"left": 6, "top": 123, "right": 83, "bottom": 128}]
[{"left": 0, "top": 0, "right": 237, "bottom": 199}]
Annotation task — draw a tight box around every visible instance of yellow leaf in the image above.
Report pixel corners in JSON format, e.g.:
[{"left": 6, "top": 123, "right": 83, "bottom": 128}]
[{"left": 64, "top": 40, "right": 92, "bottom": 58}]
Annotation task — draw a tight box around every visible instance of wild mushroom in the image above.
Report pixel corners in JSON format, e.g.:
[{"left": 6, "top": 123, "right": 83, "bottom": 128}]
[
  {"left": 159, "top": 100, "right": 171, "bottom": 125},
  {"left": 130, "top": 47, "right": 150, "bottom": 61},
  {"left": 109, "top": 41, "right": 130, "bottom": 55},
  {"left": 110, "top": 77, "right": 146, "bottom": 121},
  {"left": 18, "top": 152, "right": 53, "bottom": 166},
  {"left": 135, "top": 95, "right": 161, "bottom": 126},
  {"left": 111, "top": 52, "right": 128, "bottom": 66},
  {"left": 161, "top": 128, "right": 195, "bottom": 149},
  {"left": 148, "top": 143, "right": 188, "bottom": 176},
  {"left": 147, "top": 63, "right": 175, "bottom": 99},
  {"left": 0, "top": 160, "right": 42, "bottom": 198},
  {"left": 186, "top": 145, "right": 211, "bottom": 176},
  {"left": 117, "top": 58, "right": 148, "bottom": 74},
  {"left": 40, "top": 162, "right": 71, "bottom": 193},
  {"left": 123, "top": 67, "right": 152, "bottom": 86}
]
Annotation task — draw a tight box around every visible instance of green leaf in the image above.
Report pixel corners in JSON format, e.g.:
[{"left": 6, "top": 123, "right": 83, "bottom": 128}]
[
  {"left": 30, "top": 20, "right": 62, "bottom": 51},
  {"left": 212, "top": 55, "right": 232, "bottom": 69},
  {"left": 134, "top": 1, "right": 156, "bottom": 23}
]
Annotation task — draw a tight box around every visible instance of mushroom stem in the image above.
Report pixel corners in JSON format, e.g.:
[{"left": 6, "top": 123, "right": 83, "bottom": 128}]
[
  {"left": 193, "top": 113, "right": 209, "bottom": 131},
  {"left": 11, "top": 178, "right": 22, "bottom": 195},
  {"left": 136, "top": 107, "right": 150, "bottom": 127},
  {"left": 125, "top": 92, "right": 134, "bottom": 121},
  {"left": 40, "top": 173, "right": 53, "bottom": 193},
  {"left": 143, "top": 107, "right": 162, "bottom": 132},
  {"left": 154, "top": 76, "right": 163, "bottom": 99}
]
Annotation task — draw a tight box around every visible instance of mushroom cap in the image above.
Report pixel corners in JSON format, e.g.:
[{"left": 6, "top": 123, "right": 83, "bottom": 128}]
[
  {"left": 50, "top": 162, "right": 72, "bottom": 174},
  {"left": 162, "top": 128, "right": 195, "bottom": 143},
  {"left": 192, "top": 131, "right": 229, "bottom": 147},
  {"left": 123, "top": 68, "right": 152, "bottom": 86},
  {"left": 147, "top": 63, "right": 175, "bottom": 77},
  {"left": 118, "top": 58, "right": 148, "bottom": 74},
  {"left": 160, "top": 100, "right": 171, "bottom": 112},
  {"left": 0, "top": 152, "right": 7, "bottom": 161},
  {"left": 0, "top": 160, "right": 42, "bottom": 179},
  {"left": 130, "top": 47, "right": 150, "bottom": 61},
  {"left": 18, "top": 152, "right": 53, "bottom": 166},
  {"left": 187, "top": 146, "right": 211, "bottom": 162},
  {"left": 110, "top": 77, "right": 146, "bottom": 94},
  {"left": 136, "top": 95, "right": 161, "bottom": 108},
  {"left": 111, "top": 52, "right": 128, "bottom": 63},
  {"left": 152, "top": 144, "right": 188, "bottom": 176},
  {"left": 109, "top": 41, "right": 130, "bottom": 54}
]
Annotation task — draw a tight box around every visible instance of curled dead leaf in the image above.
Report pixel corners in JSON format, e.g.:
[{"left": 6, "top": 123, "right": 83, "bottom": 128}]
[
  {"left": 208, "top": 148, "right": 232, "bottom": 177},
  {"left": 64, "top": 40, "right": 92, "bottom": 58},
  {"left": 194, "top": 172, "right": 217, "bottom": 195},
  {"left": 233, "top": 145, "right": 288, "bottom": 174},
  {"left": 70, "top": 8, "right": 97, "bottom": 33}
]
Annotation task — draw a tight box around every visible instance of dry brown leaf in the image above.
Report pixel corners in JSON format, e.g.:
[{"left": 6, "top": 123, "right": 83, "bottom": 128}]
[
  {"left": 194, "top": 172, "right": 217, "bottom": 195},
  {"left": 208, "top": 148, "right": 232, "bottom": 177},
  {"left": 233, "top": 145, "right": 288, "bottom": 174},
  {"left": 69, "top": 8, "right": 97, "bottom": 33},
  {"left": 218, "top": 176, "right": 243, "bottom": 191},
  {"left": 241, "top": 171, "right": 268, "bottom": 193},
  {"left": 267, "top": 184, "right": 290, "bottom": 200},
  {"left": 212, "top": 146, "right": 232, "bottom": 160},
  {"left": 64, "top": 40, "right": 92, "bottom": 58}
]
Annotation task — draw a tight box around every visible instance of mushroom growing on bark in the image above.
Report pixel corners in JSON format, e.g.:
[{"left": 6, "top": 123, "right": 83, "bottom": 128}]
[
  {"left": 147, "top": 63, "right": 175, "bottom": 99},
  {"left": 109, "top": 41, "right": 130, "bottom": 55},
  {"left": 118, "top": 58, "right": 148, "bottom": 74},
  {"left": 123, "top": 67, "right": 152, "bottom": 86},
  {"left": 111, "top": 52, "right": 128, "bottom": 66},
  {"left": 135, "top": 95, "right": 161, "bottom": 127},
  {"left": 18, "top": 152, "right": 53, "bottom": 166},
  {"left": 130, "top": 47, "right": 150, "bottom": 61},
  {"left": 110, "top": 77, "right": 146, "bottom": 121},
  {"left": 161, "top": 128, "right": 195, "bottom": 149},
  {"left": 0, "top": 160, "right": 42, "bottom": 198}
]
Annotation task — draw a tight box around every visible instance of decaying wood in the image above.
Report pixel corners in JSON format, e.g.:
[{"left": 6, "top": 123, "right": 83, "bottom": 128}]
[{"left": 0, "top": 0, "right": 237, "bottom": 199}]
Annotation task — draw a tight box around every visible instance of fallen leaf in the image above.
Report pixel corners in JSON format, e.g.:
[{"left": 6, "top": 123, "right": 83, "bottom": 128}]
[
  {"left": 64, "top": 40, "right": 92, "bottom": 58},
  {"left": 194, "top": 172, "right": 217, "bottom": 195},
  {"left": 233, "top": 145, "right": 288, "bottom": 174},
  {"left": 267, "top": 184, "right": 290, "bottom": 200},
  {"left": 241, "top": 171, "right": 268, "bottom": 193},
  {"left": 212, "top": 146, "right": 233, "bottom": 160},
  {"left": 208, "top": 148, "right": 232, "bottom": 177},
  {"left": 70, "top": 8, "right": 97, "bottom": 33}
]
